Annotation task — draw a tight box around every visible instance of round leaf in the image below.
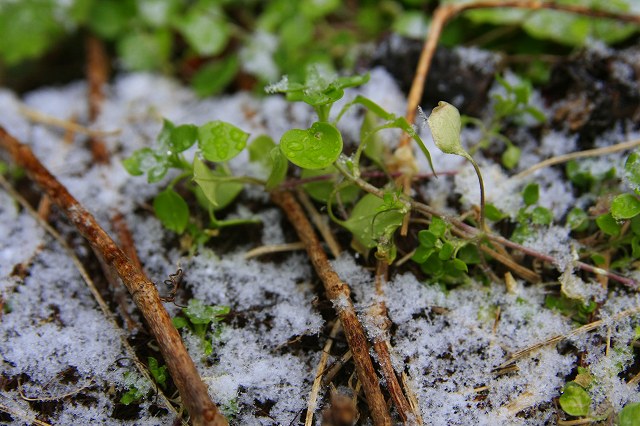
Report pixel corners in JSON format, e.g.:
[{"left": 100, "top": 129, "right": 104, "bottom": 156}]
[
  {"left": 619, "top": 402, "right": 640, "bottom": 426},
  {"left": 170, "top": 124, "right": 198, "bottom": 153},
  {"left": 611, "top": 193, "right": 640, "bottom": 220},
  {"left": 198, "top": 121, "right": 249, "bottom": 162},
  {"left": 153, "top": 189, "right": 189, "bottom": 233},
  {"left": 280, "top": 122, "right": 342, "bottom": 169},
  {"left": 559, "top": 382, "right": 591, "bottom": 417}
]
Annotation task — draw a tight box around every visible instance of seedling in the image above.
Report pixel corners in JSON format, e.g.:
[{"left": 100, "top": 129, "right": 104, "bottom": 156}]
[
  {"left": 411, "top": 217, "right": 481, "bottom": 285},
  {"left": 172, "top": 299, "right": 230, "bottom": 356}
]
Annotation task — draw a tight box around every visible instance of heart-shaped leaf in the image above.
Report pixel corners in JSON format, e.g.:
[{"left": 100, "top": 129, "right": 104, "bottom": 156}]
[
  {"left": 280, "top": 122, "right": 342, "bottom": 169},
  {"left": 198, "top": 121, "right": 249, "bottom": 162}
]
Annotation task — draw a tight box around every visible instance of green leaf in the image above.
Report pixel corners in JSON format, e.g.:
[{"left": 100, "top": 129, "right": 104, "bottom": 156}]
[
  {"left": 170, "top": 124, "right": 198, "bottom": 153},
  {"left": 596, "top": 213, "right": 621, "bottom": 236},
  {"left": 501, "top": 145, "right": 521, "bottom": 170},
  {"left": 411, "top": 246, "right": 434, "bottom": 264},
  {"left": 531, "top": 206, "right": 552, "bottom": 225},
  {"left": 88, "top": 0, "right": 136, "bottom": 39},
  {"left": 191, "top": 55, "right": 239, "bottom": 98},
  {"left": 265, "top": 147, "right": 288, "bottom": 190},
  {"left": 450, "top": 258, "right": 468, "bottom": 273},
  {"left": 522, "top": 183, "right": 539, "bottom": 206},
  {"left": 0, "top": 0, "right": 64, "bottom": 65},
  {"left": 485, "top": 204, "right": 506, "bottom": 221},
  {"left": 439, "top": 241, "right": 455, "bottom": 260},
  {"left": 123, "top": 148, "right": 153, "bottom": 176},
  {"left": 301, "top": 166, "right": 358, "bottom": 203},
  {"left": 192, "top": 156, "right": 243, "bottom": 210},
  {"left": 619, "top": 402, "right": 640, "bottom": 426},
  {"left": 429, "top": 217, "right": 447, "bottom": 239},
  {"left": 559, "top": 382, "right": 591, "bottom": 417},
  {"left": 153, "top": 189, "right": 189, "bottom": 233},
  {"left": 280, "top": 122, "right": 342, "bottom": 169},
  {"left": 183, "top": 299, "right": 230, "bottom": 325},
  {"left": 248, "top": 135, "right": 277, "bottom": 165},
  {"left": 148, "top": 357, "right": 167, "bottom": 388},
  {"left": 338, "top": 193, "right": 405, "bottom": 249},
  {"left": 420, "top": 252, "right": 443, "bottom": 276},
  {"left": 120, "top": 387, "right": 143, "bottom": 405},
  {"left": 457, "top": 244, "right": 481, "bottom": 265},
  {"left": 177, "top": 6, "right": 229, "bottom": 56},
  {"left": 566, "top": 207, "right": 588, "bottom": 231},
  {"left": 417, "top": 230, "right": 438, "bottom": 249},
  {"left": 198, "top": 121, "right": 249, "bottom": 163},
  {"left": 625, "top": 152, "right": 640, "bottom": 195},
  {"left": 172, "top": 316, "right": 189, "bottom": 329},
  {"left": 611, "top": 193, "right": 640, "bottom": 220},
  {"left": 117, "top": 29, "right": 172, "bottom": 71}
]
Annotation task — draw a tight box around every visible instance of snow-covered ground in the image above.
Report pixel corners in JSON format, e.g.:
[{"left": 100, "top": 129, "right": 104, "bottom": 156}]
[{"left": 1, "top": 67, "right": 639, "bottom": 425}]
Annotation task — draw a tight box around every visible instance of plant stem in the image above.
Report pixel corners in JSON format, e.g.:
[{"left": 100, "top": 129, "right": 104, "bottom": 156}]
[
  {"left": 271, "top": 190, "right": 392, "bottom": 426},
  {"left": 0, "top": 127, "right": 227, "bottom": 426},
  {"left": 334, "top": 156, "right": 639, "bottom": 289}
]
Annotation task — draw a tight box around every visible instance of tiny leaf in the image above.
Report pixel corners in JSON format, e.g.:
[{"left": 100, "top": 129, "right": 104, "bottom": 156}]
[
  {"left": 611, "top": 193, "right": 640, "bottom": 220},
  {"left": 198, "top": 121, "right": 249, "bottom": 163},
  {"left": 559, "top": 382, "right": 591, "bottom": 417},
  {"left": 619, "top": 402, "right": 640, "bottom": 426},
  {"left": 501, "top": 145, "right": 521, "bottom": 169},
  {"left": 339, "top": 193, "right": 405, "bottom": 249},
  {"left": 596, "top": 213, "right": 621, "bottom": 237},
  {"left": 153, "top": 189, "right": 189, "bottom": 233},
  {"left": 429, "top": 217, "right": 447, "bottom": 238},
  {"left": 265, "top": 147, "right": 289, "bottom": 190},
  {"left": 522, "top": 183, "right": 539, "bottom": 206},
  {"left": 280, "top": 122, "right": 342, "bottom": 169},
  {"left": 170, "top": 124, "right": 198, "bottom": 153},
  {"left": 566, "top": 207, "right": 588, "bottom": 231}
]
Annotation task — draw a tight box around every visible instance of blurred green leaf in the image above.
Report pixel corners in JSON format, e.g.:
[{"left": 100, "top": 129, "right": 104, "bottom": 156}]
[{"left": 153, "top": 188, "right": 189, "bottom": 233}]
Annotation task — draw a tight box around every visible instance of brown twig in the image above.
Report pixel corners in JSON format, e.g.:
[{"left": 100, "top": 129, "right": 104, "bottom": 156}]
[
  {"left": 296, "top": 188, "right": 342, "bottom": 258},
  {"left": 0, "top": 174, "right": 182, "bottom": 422},
  {"left": 270, "top": 190, "right": 392, "bottom": 426},
  {"left": 0, "top": 127, "right": 226, "bottom": 426},
  {"left": 85, "top": 33, "right": 110, "bottom": 163},
  {"left": 371, "top": 259, "right": 420, "bottom": 425},
  {"left": 305, "top": 320, "right": 342, "bottom": 426}
]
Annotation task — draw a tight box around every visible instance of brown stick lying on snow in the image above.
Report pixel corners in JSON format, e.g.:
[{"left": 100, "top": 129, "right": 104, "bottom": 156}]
[
  {"left": 85, "top": 33, "right": 110, "bottom": 163},
  {"left": 0, "top": 127, "right": 227, "bottom": 426},
  {"left": 271, "top": 190, "right": 392, "bottom": 426}
]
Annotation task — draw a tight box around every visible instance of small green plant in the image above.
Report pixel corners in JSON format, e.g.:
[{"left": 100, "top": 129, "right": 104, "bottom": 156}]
[
  {"left": 123, "top": 118, "right": 258, "bottom": 244},
  {"left": 120, "top": 371, "right": 150, "bottom": 405},
  {"left": 147, "top": 356, "right": 168, "bottom": 390},
  {"left": 411, "top": 217, "right": 481, "bottom": 285},
  {"left": 510, "top": 183, "right": 554, "bottom": 243},
  {"left": 172, "top": 299, "right": 230, "bottom": 356},
  {"left": 464, "top": 74, "right": 545, "bottom": 170}
]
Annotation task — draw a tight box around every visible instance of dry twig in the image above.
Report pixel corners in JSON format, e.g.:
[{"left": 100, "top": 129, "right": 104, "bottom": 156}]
[
  {"left": 85, "top": 33, "right": 110, "bottom": 163},
  {"left": 271, "top": 190, "right": 392, "bottom": 426},
  {"left": 0, "top": 127, "right": 226, "bottom": 426}
]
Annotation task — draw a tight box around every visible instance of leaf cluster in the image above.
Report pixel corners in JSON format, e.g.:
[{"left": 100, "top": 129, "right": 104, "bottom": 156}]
[{"left": 172, "top": 298, "right": 230, "bottom": 356}]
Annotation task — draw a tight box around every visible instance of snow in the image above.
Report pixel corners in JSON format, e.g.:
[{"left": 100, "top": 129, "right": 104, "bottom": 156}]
[{"left": 1, "top": 65, "right": 639, "bottom": 425}]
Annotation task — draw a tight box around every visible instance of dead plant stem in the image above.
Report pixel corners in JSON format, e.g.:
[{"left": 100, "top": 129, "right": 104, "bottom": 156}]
[
  {"left": 271, "top": 190, "right": 392, "bottom": 426},
  {"left": 0, "top": 127, "right": 226, "bottom": 426}
]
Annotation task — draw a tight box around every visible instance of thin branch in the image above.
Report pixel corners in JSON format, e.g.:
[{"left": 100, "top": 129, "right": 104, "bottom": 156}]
[
  {"left": 0, "top": 174, "right": 183, "bottom": 422},
  {"left": 85, "top": 33, "right": 110, "bottom": 163},
  {"left": 305, "top": 320, "right": 342, "bottom": 426},
  {"left": 18, "top": 104, "right": 120, "bottom": 137},
  {"left": 244, "top": 242, "right": 306, "bottom": 259},
  {"left": 0, "top": 127, "right": 226, "bottom": 426},
  {"left": 296, "top": 188, "right": 342, "bottom": 258},
  {"left": 497, "top": 304, "right": 640, "bottom": 370},
  {"left": 371, "top": 259, "right": 421, "bottom": 425},
  {"left": 515, "top": 138, "right": 640, "bottom": 179},
  {"left": 271, "top": 190, "right": 392, "bottom": 426}
]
